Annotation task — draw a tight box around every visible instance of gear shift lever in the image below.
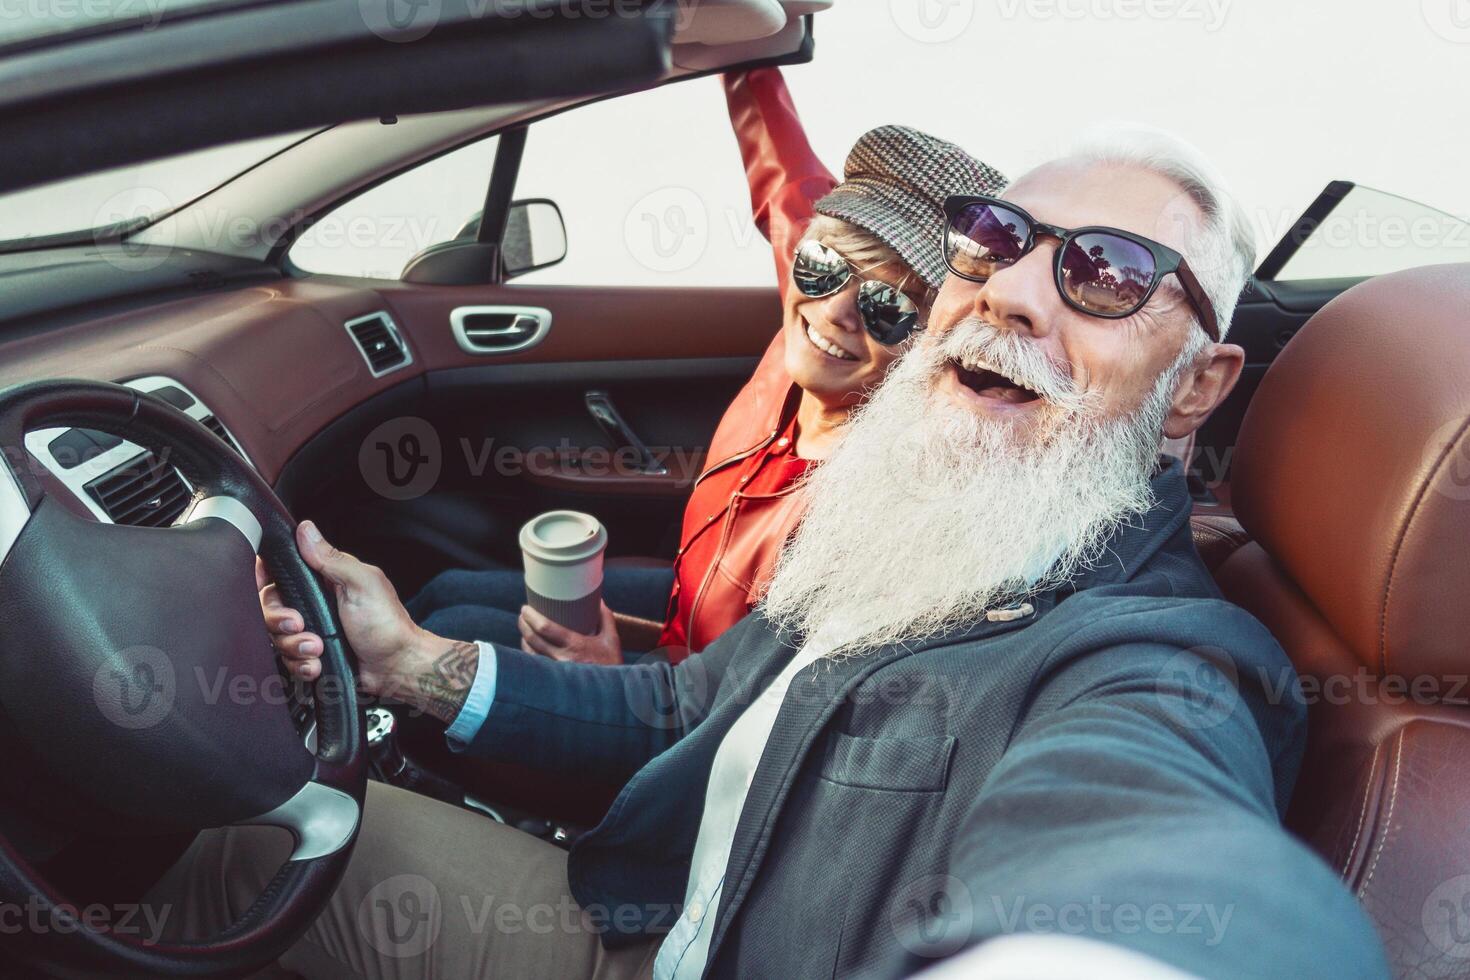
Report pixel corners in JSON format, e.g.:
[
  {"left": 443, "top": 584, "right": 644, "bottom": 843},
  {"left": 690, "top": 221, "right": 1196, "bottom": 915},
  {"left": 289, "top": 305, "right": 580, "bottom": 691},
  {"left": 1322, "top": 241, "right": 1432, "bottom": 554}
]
[{"left": 365, "top": 707, "right": 409, "bottom": 782}]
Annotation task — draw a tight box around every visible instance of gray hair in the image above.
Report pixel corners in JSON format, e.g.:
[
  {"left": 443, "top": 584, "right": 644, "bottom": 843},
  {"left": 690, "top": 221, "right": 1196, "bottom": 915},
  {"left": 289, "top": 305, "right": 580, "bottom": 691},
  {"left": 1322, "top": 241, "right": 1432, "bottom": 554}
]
[{"left": 1062, "top": 125, "right": 1255, "bottom": 343}]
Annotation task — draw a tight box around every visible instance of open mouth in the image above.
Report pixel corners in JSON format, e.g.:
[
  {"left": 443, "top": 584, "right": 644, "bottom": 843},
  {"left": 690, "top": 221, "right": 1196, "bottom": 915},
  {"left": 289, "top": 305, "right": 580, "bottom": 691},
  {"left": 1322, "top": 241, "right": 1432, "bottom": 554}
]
[
  {"left": 801, "top": 316, "right": 859, "bottom": 362},
  {"left": 950, "top": 357, "right": 1042, "bottom": 405}
]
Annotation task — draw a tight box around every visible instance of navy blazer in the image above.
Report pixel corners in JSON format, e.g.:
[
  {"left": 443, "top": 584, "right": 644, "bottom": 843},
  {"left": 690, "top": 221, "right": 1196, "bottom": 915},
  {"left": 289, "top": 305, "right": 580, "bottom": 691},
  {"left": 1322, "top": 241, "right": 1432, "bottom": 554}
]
[{"left": 463, "top": 458, "right": 1388, "bottom": 979}]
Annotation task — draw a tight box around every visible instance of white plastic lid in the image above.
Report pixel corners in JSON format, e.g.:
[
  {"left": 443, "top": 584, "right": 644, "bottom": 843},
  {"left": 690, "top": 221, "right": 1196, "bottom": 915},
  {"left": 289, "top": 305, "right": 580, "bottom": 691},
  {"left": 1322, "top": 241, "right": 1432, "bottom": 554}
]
[{"left": 518, "top": 510, "right": 607, "bottom": 565}]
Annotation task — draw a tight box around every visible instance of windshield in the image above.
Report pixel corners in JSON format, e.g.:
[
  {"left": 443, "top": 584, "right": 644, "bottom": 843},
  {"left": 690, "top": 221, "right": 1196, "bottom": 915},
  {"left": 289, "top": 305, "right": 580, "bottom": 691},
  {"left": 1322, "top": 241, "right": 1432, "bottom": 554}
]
[
  {"left": 1270, "top": 184, "right": 1470, "bottom": 281},
  {"left": 0, "top": 132, "right": 307, "bottom": 249}
]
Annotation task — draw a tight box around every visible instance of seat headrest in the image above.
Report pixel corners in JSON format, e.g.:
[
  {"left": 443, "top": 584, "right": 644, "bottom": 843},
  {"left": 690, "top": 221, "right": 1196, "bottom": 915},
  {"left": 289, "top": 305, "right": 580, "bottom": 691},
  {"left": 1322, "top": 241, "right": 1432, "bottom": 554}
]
[{"left": 1233, "top": 264, "right": 1470, "bottom": 683}]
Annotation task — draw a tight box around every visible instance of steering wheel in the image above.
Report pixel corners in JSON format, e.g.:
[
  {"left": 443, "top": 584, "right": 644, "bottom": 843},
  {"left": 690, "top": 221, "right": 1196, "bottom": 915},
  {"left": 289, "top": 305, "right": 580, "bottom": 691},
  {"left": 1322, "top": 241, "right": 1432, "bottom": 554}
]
[{"left": 0, "top": 379, "right": 366, "bottom": 978}]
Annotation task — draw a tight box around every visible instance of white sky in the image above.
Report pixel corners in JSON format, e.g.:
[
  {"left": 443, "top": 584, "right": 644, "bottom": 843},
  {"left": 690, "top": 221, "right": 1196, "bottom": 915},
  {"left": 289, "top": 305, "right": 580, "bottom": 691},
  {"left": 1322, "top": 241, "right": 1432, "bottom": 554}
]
[
  {"left": 804, "top": 0, "right": 1470, "bottom": 241},
  {"left": 515, "top": 0, "right": 1470, "bottom": 287},
  {"left": 5, "top": 0, "right": 1470, "bottom": 288}
]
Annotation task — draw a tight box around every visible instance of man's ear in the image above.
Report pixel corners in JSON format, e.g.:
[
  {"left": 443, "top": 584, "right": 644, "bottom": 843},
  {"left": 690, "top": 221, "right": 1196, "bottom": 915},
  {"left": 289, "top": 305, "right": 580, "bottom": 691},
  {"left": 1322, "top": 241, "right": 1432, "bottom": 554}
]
[{"left": 1163, "top": 342, "right": 1245, "bottom": 439}]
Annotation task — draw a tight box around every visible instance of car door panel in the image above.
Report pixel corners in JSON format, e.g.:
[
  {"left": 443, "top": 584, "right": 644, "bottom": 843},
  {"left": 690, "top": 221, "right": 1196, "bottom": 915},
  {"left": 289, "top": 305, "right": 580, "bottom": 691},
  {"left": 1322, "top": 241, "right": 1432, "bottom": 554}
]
[
  {"left": 379, "top": 282, "right": 781, "bottom": 366},
  {"left": 285, "top": 280, "right": 784, "bottom": 595}
]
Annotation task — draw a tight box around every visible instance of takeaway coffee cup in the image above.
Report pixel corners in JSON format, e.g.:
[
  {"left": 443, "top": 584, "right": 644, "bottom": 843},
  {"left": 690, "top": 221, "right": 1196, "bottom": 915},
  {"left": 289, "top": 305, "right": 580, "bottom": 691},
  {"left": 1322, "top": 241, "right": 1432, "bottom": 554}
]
[{"left": 519, "top": 510, "right": 608, "bottom": 634}]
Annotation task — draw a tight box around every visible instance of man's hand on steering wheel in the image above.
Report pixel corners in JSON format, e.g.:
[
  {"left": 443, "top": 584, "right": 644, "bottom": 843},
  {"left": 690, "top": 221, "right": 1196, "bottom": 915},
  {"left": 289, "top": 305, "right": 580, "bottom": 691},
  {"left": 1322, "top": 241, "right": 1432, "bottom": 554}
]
[{"left": 258, "top": 520, "right": 479, "bottom": 725}]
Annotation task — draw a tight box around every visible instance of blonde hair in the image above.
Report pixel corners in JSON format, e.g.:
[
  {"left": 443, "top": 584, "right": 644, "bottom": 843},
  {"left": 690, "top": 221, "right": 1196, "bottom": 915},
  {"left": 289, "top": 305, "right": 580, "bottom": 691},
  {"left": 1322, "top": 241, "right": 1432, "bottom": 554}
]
[{"left": 803, "top": 215, "right": 931, "bottom": 303}]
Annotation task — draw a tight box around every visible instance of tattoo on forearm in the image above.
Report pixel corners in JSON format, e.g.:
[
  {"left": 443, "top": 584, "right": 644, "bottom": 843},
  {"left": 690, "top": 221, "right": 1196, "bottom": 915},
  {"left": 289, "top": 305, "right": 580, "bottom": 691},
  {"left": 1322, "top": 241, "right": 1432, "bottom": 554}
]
[{"left": 415, "top": 641, "right": 479, "bottom": 724}]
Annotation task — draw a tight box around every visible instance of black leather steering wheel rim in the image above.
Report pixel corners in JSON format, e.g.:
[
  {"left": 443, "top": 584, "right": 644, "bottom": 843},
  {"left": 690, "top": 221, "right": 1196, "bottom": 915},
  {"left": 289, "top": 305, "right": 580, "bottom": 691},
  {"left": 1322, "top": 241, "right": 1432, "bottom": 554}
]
[{"left": 0, "top": 379, "right": 366, "bottom": 978}]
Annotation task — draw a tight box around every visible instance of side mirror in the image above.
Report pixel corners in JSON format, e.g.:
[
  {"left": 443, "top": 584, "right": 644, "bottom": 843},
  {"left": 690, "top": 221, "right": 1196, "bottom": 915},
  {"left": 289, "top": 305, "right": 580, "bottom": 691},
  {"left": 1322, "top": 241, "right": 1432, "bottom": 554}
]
[
  {"left": 402, "top": 198, "right": 567, "bottom": 286},
  {"left": 502, "top": 198, "right": 567, "bottom": 279}
]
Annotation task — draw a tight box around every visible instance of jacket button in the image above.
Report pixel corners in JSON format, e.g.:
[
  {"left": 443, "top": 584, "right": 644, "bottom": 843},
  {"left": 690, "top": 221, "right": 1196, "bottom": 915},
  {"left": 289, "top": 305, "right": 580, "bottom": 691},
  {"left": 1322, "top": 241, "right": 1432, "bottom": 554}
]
[{"left": 985, "top": 602, "right": 1036, "bottom": 622}]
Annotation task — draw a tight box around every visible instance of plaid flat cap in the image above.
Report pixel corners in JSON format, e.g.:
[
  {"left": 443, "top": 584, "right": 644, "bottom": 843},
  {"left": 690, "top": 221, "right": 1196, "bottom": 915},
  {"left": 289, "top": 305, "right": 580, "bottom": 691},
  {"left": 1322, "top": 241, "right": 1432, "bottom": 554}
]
[{"left": 814, "top": 125, "right": 1007, "bottom": 291}]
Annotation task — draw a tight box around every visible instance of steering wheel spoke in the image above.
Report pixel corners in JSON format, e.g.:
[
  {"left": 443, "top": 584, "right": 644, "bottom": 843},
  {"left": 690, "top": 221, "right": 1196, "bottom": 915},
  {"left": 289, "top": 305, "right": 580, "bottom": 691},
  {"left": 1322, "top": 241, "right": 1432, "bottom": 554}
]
[
  {"left": 182, "top": 493, "right": 264, "bottom": 552},
  {"left": 0, "top": 450, "right": 33, "bottom": 567},
  {"left": 238, "top": 780, "right": 361, "bottom": 861}
]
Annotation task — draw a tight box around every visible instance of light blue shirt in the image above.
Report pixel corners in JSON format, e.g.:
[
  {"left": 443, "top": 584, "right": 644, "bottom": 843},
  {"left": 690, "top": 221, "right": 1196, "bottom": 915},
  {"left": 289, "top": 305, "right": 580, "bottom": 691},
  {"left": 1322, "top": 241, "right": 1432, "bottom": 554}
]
[
  {"left": 444, "top": 641, "right": 498, "bottom": 750},
  {"left": 651, "top": 627, "right": 844, "bottom": 980}
]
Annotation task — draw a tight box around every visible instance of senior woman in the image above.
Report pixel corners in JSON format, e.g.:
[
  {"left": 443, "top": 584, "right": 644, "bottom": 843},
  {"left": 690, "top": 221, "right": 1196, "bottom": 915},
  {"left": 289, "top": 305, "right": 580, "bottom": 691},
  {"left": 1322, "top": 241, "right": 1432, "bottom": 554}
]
[{"left": 404, "top": 68, "right": 1006, "bottom": 663}]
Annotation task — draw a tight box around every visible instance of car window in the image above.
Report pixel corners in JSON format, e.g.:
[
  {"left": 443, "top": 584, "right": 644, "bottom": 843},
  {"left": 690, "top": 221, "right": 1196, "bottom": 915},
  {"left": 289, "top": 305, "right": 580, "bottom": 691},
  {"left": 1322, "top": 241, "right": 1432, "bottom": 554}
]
[
  {"left": 289, "top": 77, "right": 781, "bottom": 287},
  {"left": 1269, "top": 184, "right": 1470, "bottom": 282},
  {"left": 289, "top": 136, "right": 500, "bottom": 280},
  {"left": 510, "top": 76, "right": 775, "bottom": 288}
]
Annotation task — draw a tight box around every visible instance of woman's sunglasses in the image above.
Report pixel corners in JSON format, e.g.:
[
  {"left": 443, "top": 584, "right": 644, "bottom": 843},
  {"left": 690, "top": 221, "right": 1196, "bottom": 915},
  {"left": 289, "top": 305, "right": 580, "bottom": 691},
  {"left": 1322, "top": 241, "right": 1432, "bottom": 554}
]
[
  {"left": 790, "top": 240, "right": 923, "bottom": 346},
  {"left": 941, "top": 195, "right": 1220, "bottom": 341}
]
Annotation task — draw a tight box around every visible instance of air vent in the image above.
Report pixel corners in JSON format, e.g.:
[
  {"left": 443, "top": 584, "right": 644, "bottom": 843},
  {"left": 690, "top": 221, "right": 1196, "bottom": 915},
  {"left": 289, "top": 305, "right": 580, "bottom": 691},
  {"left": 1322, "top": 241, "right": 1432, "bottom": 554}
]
[
  {"left": 197, "top": 414, "right": 241, "bottom": 455},
  {"left": 344, "top": 312, "right": 411, "bottom": 377},
  {"left": 83, "top": 452, "right": 191, "bottom": 527}
]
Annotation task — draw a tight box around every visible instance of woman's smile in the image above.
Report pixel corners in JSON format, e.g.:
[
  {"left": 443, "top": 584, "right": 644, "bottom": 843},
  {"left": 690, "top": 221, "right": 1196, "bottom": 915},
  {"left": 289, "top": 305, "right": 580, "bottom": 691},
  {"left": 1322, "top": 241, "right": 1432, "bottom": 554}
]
[{"left": 800, "top": 314, "right": 861, "bottom": 362}]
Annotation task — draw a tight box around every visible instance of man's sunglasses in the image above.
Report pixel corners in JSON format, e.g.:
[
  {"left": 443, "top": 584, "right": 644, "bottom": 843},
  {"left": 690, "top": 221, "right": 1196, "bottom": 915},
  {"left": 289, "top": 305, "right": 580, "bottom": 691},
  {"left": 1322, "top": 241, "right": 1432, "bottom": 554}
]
[
  {"left": 790, "top": 239, "right": 923, "bottom": 346},
  {"left": 941, "top": 195, "right": 1220, "bottom": 341}
]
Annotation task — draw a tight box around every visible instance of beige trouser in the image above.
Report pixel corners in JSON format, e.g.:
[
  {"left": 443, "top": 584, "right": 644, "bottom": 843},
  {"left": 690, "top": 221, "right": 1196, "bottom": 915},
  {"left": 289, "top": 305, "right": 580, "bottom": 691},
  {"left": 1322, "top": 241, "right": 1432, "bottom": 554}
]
[{"left": 147, "top": 780, "right": 658, "bottom": 980}]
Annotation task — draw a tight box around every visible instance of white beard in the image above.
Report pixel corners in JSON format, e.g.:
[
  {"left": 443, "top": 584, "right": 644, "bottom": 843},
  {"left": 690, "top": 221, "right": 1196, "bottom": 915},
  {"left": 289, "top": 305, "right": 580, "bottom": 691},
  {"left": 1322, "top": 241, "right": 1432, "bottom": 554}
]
[{"left": 761, "top": 317, "right": 1191, "bottom": 658}]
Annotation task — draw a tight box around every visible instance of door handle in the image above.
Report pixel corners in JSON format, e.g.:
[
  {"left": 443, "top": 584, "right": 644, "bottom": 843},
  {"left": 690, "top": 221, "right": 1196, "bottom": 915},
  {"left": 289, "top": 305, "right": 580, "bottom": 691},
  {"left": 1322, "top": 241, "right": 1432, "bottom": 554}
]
[
  {"left": 584, "top": 390, "right": 668, "bottom": 476},
  {"left": 450, "top": 306, "right": 552, "bottom": 354},
  {"left": 475, "top": 315, "right": 538, "bottom": 337}
]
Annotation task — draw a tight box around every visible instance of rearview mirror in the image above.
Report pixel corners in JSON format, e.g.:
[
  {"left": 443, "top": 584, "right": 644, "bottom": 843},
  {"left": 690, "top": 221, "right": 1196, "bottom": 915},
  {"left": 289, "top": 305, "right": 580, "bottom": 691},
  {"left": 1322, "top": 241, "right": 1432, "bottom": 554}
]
[{"left": 502, "top": 199, "right": 568, "bottom": 279}]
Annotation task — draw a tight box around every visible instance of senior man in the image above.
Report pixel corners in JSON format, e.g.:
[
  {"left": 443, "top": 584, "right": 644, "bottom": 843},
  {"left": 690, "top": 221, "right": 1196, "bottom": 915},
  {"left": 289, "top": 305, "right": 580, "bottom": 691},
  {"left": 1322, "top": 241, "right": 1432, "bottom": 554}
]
[{"left": 155, "top": 128, "right": 1388, "bottom": 979}]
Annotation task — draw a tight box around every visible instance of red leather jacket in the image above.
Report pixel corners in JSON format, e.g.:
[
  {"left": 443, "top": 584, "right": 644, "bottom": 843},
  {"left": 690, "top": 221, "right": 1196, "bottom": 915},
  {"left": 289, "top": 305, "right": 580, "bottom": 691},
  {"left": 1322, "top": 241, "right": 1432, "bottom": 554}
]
[{"left": 655, "top": 68, "right": 836, "bottom": 656}]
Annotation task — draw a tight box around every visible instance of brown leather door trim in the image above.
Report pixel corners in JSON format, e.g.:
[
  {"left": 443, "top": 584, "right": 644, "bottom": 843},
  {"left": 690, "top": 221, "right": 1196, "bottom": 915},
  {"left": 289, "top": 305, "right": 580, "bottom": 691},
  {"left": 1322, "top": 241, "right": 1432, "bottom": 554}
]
[{"left": 376, "top": 282, "right": 782, "bottom": 369}]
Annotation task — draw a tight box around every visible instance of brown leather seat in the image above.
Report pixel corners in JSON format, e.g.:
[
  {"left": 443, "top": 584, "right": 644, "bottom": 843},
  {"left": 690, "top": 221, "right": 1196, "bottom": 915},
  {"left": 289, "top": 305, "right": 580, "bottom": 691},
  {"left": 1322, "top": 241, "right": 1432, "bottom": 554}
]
[{"left": 1184, "top": 264, "right": 1470, "bottom": 978}]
